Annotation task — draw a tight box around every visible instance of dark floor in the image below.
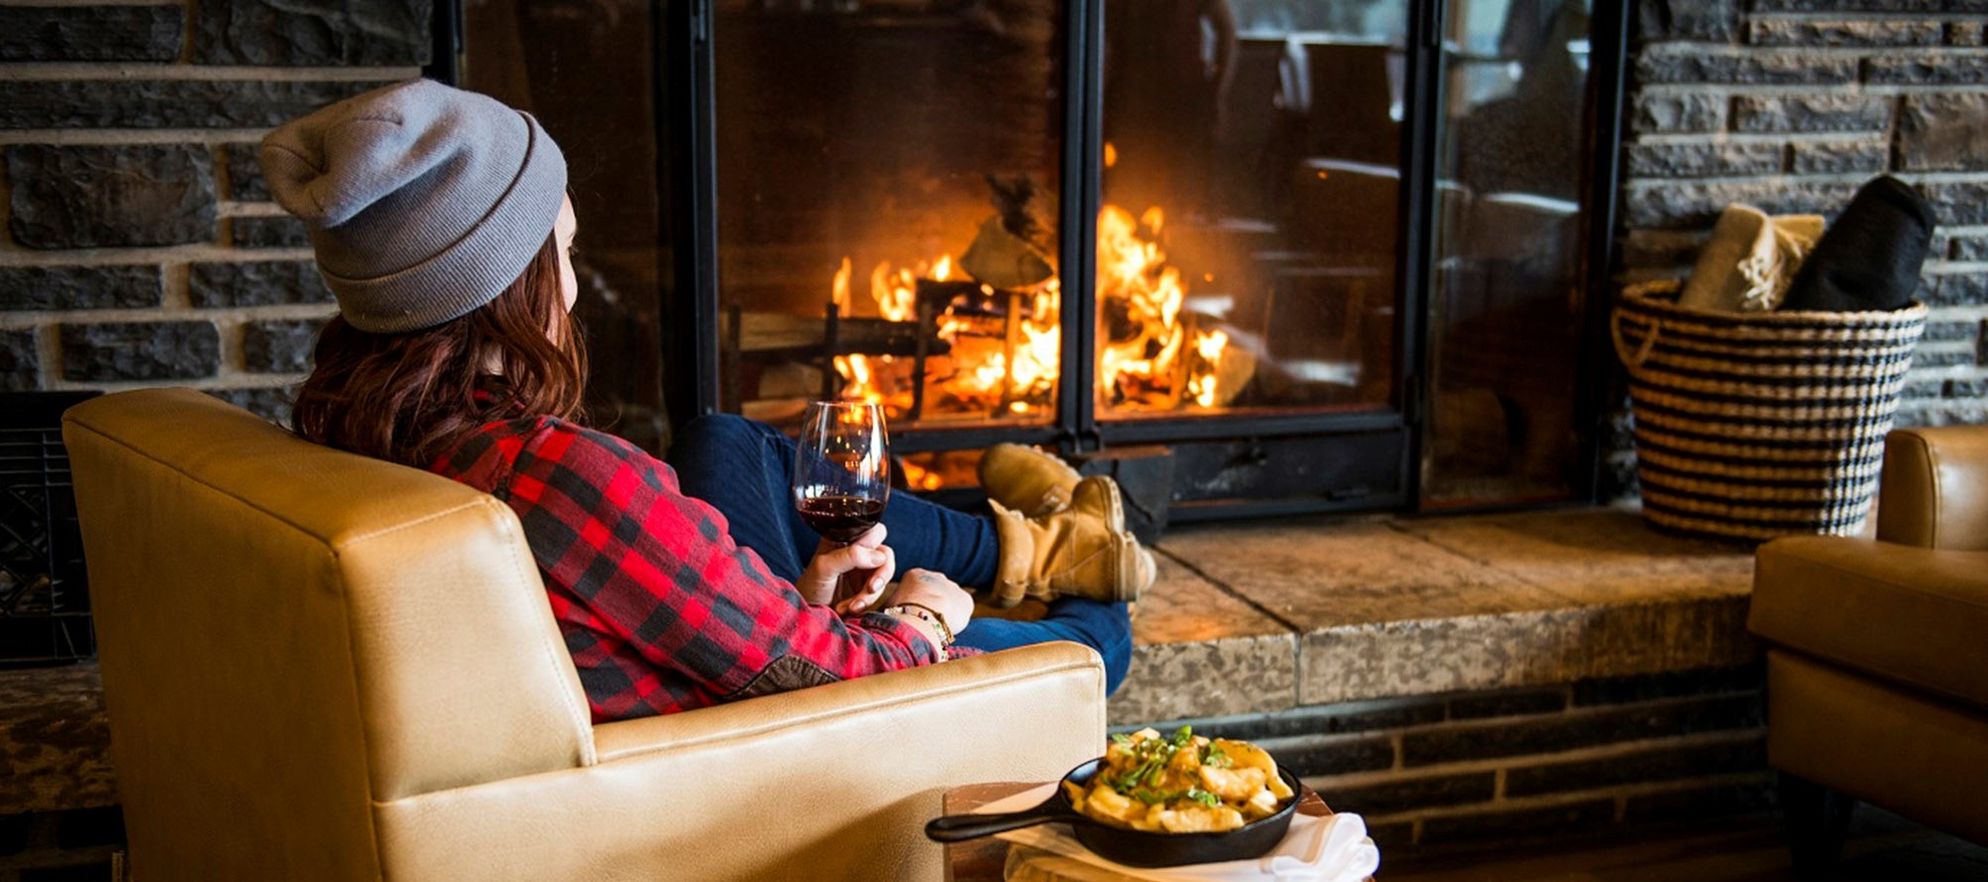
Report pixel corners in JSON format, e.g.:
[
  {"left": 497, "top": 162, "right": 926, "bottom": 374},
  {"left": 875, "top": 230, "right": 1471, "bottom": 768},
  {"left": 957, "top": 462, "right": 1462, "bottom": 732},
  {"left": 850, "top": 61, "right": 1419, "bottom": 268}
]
[{"left": 1384, "top": 808, "right": 1988, "bottom": 882}]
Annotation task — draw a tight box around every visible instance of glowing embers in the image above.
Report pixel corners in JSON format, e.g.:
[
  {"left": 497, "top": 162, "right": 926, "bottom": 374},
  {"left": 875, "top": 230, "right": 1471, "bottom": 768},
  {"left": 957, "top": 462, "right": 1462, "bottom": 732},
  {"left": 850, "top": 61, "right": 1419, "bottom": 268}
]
[{"left": 898, "top": 449, "right": 984, "bottom": 493}]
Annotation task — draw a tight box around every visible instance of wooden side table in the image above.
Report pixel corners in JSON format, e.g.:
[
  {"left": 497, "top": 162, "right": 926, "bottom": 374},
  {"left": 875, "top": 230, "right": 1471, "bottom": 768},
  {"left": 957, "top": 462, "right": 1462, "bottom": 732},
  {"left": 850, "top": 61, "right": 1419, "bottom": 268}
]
[{"left": 941, "top": 782, "right": 1370, "bottom": 882}]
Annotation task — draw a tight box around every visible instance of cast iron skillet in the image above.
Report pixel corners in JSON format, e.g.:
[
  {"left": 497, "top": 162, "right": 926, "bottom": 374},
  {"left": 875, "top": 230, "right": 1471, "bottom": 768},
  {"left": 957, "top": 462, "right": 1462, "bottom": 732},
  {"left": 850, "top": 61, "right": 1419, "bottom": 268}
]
[{"left": 924, "top": 757, "right": 1303, "bottom": 868}]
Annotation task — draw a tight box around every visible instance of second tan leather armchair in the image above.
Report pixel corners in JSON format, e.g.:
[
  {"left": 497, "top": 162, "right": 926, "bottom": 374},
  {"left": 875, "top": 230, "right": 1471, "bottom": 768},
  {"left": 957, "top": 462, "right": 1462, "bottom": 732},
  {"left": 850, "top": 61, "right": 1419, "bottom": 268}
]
[
  {"left": 64, "top": 389, "right": 1107, "bottom": 881},
  {"left": 1751, "top": 426, "right": 1988, "bottom": 870}
]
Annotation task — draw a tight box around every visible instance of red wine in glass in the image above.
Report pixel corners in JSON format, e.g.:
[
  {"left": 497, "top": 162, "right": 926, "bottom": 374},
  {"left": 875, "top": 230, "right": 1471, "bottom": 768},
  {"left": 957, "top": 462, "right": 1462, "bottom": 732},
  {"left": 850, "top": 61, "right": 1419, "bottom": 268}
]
[
  {"left": 792, "top": 401, "right": 890, "bottom": 603},
  {"left": 797, "top": 496, "right": 887, "bottom": 544}
]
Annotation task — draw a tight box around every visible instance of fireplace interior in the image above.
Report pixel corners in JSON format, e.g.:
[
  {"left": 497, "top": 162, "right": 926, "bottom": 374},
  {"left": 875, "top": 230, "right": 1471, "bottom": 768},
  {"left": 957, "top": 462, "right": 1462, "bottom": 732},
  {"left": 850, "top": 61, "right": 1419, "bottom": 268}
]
[{"left": 462, "top": 0, "right": 1623, "bottom": 521}]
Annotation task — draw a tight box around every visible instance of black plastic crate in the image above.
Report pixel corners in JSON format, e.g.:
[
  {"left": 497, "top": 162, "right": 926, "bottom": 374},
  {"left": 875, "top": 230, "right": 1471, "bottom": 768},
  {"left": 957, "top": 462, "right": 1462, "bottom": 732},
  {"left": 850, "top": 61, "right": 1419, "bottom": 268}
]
[{"left": 1, "top": 391, "right": 100, "bottom": 666}]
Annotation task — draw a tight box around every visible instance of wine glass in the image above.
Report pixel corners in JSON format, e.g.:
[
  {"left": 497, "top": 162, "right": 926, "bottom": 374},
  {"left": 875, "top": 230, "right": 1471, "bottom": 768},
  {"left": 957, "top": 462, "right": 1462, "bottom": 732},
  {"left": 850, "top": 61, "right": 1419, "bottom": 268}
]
[{"left": 792, "top": 401, "right": 891, "bottom": 604}]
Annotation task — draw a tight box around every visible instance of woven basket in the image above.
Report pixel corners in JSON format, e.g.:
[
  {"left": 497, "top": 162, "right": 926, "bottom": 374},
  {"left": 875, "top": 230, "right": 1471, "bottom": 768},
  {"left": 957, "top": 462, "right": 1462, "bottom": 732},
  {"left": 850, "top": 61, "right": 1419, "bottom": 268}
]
[{"left": 1612, "top": 279, "right": 1928, "bottom": 542}]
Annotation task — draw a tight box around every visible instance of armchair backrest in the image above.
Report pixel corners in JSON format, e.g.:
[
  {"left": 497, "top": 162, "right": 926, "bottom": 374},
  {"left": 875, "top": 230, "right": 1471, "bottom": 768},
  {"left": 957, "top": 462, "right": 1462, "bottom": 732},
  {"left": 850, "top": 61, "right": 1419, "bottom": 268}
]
[
  {"left": 63, "top": 389, "right": 593, "bottom": 880},
  {"left": 1879, "top": 426, "right": 1988, "bottom": 550}
]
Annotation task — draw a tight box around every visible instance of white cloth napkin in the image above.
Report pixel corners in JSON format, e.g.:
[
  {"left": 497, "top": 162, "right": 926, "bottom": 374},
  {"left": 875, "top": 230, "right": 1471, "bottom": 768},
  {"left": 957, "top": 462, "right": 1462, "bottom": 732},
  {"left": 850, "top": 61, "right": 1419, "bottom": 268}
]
[{"left": 974, "top": 784, "right": 1381, "bottom": 882}]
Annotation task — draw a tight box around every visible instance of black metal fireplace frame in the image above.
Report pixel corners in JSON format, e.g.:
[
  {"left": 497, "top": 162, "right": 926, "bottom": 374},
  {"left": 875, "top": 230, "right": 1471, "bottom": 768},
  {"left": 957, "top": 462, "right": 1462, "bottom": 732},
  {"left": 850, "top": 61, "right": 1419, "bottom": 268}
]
[{"left": 657, "top": 0, "right": 1631, "bottom": 520}]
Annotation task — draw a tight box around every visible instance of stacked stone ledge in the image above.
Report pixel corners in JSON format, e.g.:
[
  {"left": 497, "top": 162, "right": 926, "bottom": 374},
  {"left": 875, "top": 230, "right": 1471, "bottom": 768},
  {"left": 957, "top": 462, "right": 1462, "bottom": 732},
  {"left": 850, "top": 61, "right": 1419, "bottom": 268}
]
[
  {"left": 0, "top": 0, "right": 428, "bottom": 425},
  {"left": 1616, "top": 0, "right": 1988, "bottom": 479}
]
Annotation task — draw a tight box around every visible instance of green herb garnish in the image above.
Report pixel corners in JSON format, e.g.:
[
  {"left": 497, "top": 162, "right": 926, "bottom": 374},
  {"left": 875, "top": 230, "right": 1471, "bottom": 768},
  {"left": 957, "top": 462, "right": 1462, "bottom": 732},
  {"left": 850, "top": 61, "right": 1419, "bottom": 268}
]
[{"left": 1202, "top": 743, "right": 1233, "bottom": 768}]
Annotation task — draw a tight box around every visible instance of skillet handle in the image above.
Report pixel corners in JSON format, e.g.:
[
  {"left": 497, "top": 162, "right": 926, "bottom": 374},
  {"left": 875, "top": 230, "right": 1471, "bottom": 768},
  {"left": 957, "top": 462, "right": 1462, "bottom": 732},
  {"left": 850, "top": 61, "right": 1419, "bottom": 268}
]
[{"left": 924, "top": 800, "right": 1068, "bottom": 843}]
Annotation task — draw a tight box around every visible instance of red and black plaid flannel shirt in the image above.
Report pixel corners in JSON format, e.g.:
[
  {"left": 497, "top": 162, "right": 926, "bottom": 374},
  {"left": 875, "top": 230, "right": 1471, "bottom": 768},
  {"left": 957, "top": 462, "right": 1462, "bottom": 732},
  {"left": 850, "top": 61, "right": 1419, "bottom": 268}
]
[{"left": 431, "top": 416, "right": 943, "bottom": 721}]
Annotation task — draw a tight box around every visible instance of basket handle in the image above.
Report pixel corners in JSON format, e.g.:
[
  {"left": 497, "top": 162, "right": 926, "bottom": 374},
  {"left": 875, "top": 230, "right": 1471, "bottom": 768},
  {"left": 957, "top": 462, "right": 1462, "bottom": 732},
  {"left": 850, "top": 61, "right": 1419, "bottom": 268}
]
[{"left": 1611, "top": 309, "right": 1660, "bottom": 370}]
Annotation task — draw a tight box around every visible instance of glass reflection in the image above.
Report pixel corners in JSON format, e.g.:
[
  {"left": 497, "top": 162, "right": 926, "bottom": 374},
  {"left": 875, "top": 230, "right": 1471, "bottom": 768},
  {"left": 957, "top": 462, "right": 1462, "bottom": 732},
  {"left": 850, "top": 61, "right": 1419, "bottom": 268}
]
[
  {"left": 1099, "top": 0, "right": 1405, "bottom": 418},
  {"left": 711, "top": 1, "right": 1067, "bottom": 431},
  {"left": 462, "top": 0, "right": 670, "bottom": 449},
  {"left": 1423, "top": 0, "right": 1592, "bottom": 507}
]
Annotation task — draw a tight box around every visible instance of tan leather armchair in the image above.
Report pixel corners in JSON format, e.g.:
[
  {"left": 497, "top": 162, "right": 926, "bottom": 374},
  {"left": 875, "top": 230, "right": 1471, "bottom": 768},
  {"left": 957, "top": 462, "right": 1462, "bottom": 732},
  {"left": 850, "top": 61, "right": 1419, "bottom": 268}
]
[
  {"left": 63, "top": 389, "right": 1105, "bottom": 881},
  {"left": 1752, "top": 426, "right": 1988, "bottom": 865}
]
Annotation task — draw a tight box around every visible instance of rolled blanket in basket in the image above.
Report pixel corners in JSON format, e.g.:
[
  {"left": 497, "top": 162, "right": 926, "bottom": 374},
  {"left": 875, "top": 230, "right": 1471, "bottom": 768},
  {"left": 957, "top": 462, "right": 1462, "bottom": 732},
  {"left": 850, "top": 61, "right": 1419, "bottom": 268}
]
[
  {"left": 1781, "top": 176, "right": 1934, "bottom": 313},
  {"left": 1678, "top": 204, "right": 1823, "bottom": 313}
]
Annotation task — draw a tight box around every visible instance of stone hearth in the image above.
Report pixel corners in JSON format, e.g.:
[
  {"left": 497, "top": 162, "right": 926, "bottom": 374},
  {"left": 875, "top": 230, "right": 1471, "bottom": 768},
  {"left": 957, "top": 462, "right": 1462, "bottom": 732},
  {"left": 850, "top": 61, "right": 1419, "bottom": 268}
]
[
  {"left": 1110, "top": 506, "right": 1754, "bottom": 724},
  {"left": 1103, "top": 506, "right": 1764, "bottom": 849}
]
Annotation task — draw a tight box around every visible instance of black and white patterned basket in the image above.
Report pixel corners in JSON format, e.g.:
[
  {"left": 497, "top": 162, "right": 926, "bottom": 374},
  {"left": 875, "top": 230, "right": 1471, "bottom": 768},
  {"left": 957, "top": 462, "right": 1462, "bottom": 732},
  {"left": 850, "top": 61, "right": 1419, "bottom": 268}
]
[{"left": 1612, "top": 279, "right": 1927, "bottom": 542}]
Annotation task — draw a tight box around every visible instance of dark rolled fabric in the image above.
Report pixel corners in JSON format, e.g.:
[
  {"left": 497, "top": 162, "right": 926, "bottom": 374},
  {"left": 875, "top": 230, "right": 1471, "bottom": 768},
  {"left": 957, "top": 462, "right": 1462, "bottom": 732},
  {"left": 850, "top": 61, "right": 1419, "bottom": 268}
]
[{"left": 1781, "top": 175, "right": 1934, "bottom": 313}]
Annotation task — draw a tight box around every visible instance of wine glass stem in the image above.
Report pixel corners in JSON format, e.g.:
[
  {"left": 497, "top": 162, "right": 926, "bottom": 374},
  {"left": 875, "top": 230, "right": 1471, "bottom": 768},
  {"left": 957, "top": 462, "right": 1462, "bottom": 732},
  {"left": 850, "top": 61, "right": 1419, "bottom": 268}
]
[{"left": 828, "top": 540, "right": 868, "bottom": 606}]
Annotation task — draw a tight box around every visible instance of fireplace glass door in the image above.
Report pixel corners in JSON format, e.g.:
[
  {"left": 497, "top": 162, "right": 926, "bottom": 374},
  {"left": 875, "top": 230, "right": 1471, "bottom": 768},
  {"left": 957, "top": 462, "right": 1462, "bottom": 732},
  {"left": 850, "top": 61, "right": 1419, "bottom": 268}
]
[
  {"left": 1097, "top": 0, "right": 1407, "bottom": 421},
  {"left": 1422, "top": 0, "right": 1596, "bottom": 508},
  {"left": 448, "top": 0, "right": 1621, "bottom": 518},
  {"left": 711, "top": 1, "right": 1069, "bottom": 450},
  {"left": 673, "top": 0, "right": 1621, "bottom": 516}
]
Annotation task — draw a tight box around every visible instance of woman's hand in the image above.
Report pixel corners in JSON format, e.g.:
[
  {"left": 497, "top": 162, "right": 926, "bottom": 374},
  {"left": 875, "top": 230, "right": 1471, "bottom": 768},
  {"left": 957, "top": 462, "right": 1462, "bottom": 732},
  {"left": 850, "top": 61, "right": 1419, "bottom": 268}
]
[
  {"left": 891, "top": 568, "right": 974, "bottom": 637},
  {"left": 796, "top": 523, "right": 895, "bottom": 611}
]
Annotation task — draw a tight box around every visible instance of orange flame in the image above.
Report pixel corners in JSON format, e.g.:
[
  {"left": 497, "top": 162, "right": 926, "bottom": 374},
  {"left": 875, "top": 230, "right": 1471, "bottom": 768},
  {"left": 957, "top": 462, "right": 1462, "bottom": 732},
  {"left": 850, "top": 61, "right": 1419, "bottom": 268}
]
[
  {"left": 1187, "top": 328, "right": 1229, "bottom": 408},
  {"left": 830, "top": 257, "right": 853, "bottom": 313},
  {"left": 823, "top": 146, "right": 1230, "bottom": 454}
]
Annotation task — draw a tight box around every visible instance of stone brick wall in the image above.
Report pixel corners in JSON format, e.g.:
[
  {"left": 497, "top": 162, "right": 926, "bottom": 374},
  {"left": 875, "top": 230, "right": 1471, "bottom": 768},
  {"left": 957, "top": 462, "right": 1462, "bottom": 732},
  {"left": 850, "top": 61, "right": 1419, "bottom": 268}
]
[
  {"left": 1617, "top": 0, "right": 1988, "bottom": 485},
  {"left": 0, "top": 1, "right": 427, "bottom": 423},
  {"left": 1128, "top": 663, "right": 1770, "bottom": 852}
]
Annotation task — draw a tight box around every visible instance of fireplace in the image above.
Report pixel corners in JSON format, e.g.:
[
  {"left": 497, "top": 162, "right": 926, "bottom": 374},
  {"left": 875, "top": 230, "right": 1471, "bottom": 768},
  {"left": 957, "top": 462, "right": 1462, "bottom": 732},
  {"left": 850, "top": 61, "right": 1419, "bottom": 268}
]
[{"left": 650, "top": 0, "right": 1629, "bottom": 520}]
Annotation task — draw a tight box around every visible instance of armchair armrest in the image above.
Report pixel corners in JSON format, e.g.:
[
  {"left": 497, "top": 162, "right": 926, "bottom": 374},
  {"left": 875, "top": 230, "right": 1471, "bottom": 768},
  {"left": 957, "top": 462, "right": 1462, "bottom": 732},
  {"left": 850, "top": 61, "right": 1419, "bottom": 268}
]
[
  {"left": 1752, "top": 536, "right": 1988, "bottom": 709},
  {"left": 1879, "top": 426, "right": 1988, "bottom": 550},
  {"left": 372, "top": 642, "right": 1105, "bottom": 882}
]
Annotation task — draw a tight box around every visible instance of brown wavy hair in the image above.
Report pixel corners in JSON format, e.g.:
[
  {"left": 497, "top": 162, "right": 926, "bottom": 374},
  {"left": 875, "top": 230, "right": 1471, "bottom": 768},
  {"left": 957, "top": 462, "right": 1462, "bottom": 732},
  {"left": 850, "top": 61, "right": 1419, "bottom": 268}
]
[{"left": 292, "top": 235, "right": 587, "bottom": 468}]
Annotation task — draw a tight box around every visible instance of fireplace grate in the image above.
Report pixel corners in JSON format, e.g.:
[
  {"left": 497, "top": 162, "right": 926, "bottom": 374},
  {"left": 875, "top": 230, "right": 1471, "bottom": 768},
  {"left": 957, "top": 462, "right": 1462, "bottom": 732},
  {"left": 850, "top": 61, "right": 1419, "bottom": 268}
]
[{"left": 0, "top": 391, "right": 99, "bottom": 667}]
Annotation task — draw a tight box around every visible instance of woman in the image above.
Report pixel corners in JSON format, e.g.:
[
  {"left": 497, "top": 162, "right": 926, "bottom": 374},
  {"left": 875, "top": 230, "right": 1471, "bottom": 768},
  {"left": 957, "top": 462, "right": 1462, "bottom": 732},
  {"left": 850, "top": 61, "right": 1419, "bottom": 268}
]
[{"left": 263, "top": 80, "right": 1148, "bottom": 722}]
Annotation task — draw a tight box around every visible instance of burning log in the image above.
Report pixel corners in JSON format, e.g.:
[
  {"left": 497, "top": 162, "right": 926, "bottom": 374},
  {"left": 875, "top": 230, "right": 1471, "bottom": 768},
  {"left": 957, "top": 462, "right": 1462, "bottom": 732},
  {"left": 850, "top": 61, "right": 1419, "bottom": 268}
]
[
  {"left": 733, "top": 310, "right": 948, "bottom": 360},
  {"left": 960, "top": 174, "right": 1057, "bottom": 290},
  {"left": 959, "top": 215, "right": 1055, "bottom": 289}
]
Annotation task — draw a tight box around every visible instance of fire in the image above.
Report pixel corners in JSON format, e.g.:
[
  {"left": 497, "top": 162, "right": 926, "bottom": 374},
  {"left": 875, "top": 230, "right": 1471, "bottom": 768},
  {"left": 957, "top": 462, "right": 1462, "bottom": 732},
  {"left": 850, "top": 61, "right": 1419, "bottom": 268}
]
[
  {"left": 1096, "top": 204, "right": 1228, "bottom": 411},
  {"left": 830, "top": 352, "right": 915, "bottom": 413},
  {"left": 830, "top": 257, "right": 853, "bottom": 313},
  {"left": 1187, "top": 328, "right": 1229, "bottom": 408},
  {"left": 830, "top": 251, "right": 1059, "bottom": 418},
  {"left": 831, "top": 353, "right": 879, "bottom": 405},
  {"left": 869, "top": 261, "right": 915, "bottom": 323},
  {"left": 825, "top": 148, "right": 1230, "bottom": 435}
]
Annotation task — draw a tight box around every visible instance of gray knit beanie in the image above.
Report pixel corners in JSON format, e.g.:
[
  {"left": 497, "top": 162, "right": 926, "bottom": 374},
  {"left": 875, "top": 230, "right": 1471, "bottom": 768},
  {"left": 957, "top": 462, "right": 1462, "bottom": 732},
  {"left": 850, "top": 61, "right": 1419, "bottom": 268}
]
[{"left": 260, "top": 79, "right": 567, "bottom": 334}]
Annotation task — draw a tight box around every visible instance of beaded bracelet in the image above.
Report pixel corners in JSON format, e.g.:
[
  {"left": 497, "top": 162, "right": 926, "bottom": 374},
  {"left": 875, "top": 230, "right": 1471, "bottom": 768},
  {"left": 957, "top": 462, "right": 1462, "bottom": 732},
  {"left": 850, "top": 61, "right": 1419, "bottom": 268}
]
[
  {"left": 883, "top": 602, "right": 954, "bottom": 650},
  {"left": 894, "top": 601, "right": 955, "bottom": 645}
]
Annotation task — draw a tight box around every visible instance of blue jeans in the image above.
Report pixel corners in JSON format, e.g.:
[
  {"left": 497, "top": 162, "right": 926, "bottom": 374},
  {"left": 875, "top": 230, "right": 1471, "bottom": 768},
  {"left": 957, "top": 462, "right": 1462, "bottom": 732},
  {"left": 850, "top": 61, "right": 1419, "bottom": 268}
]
[{"left": 668, "top": 414, "right": 1132, "bottom": 693}]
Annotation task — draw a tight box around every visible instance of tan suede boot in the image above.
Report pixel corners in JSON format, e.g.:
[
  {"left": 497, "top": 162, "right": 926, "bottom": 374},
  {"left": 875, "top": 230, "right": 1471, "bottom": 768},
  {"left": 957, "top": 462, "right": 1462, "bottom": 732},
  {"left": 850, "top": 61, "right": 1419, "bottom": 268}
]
[
  {"left": 978, "top": 443, "right": 1084, "bottom": 517},
  {"left": 987, "top": 476, "right": 1156, "bottom": 607}
]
